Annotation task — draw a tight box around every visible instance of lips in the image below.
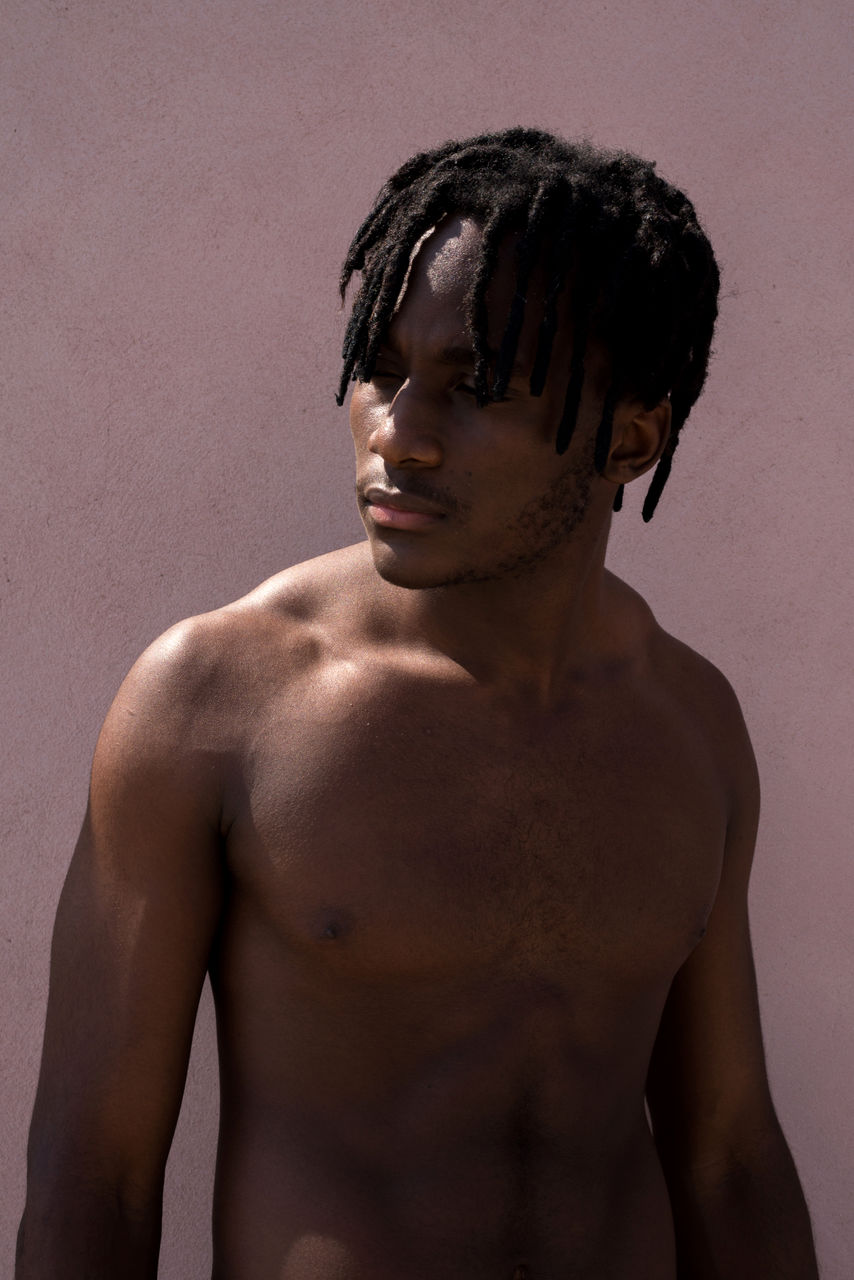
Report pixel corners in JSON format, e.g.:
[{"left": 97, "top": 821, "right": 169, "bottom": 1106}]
[
  {"left": 362, "top": 485, "right": 448, "bottom": 530},
  {"left": 363, "top": 486, "right": 447, "bottom": 516}
]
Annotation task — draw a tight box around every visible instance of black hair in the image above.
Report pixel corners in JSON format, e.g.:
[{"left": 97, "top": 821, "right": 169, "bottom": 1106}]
[{"left": 337, "top": 127, "right": 719, "bottom": 521}]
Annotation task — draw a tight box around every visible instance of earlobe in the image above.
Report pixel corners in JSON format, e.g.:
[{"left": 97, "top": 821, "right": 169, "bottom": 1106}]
[{"left": 603, "top": 397, "right": 672, "bottom": 485}]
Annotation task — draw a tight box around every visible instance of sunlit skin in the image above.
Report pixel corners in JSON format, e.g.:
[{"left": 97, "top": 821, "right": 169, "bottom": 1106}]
[
  {"left": 17, "top": 219, "right": 818, "bottom": 1280},
  {"left": 353, "top": 220, "right": 637, "bottom": 595},
  {"left": 348, "top": 217, "right": 672, "bottom": 696}
]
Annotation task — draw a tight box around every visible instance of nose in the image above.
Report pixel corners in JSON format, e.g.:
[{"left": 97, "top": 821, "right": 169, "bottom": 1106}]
[{"left": 365, "top": 380, "right": 443, "bottom": 469}]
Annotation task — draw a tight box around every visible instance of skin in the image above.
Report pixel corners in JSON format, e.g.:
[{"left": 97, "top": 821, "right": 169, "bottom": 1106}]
[{"left": 17, "top": 218, "right": 818, "bottom": 1279}]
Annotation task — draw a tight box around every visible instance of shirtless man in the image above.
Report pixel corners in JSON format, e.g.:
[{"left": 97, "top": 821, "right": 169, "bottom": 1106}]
[{"left": 17, "top": 129, "right": 819, "bottom": 1278}]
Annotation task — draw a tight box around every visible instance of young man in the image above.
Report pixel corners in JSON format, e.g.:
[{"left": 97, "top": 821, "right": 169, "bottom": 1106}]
[{"left": 18, "top": 129, "right": 818, "bottom": 1278}]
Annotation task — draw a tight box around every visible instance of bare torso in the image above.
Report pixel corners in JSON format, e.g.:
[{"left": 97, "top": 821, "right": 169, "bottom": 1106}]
[
  {"left": 187, "top": 543, "right": 731, "bottom": 1279},
  {"left": 18, "top": 184, "right": 817, "bottom": 1280}
]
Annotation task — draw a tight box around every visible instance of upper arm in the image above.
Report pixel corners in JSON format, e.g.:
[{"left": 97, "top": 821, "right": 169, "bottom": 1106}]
[
  {"left": 26, "top": 621, "right": 227, "bottom": 1208},
  {"left": 647, "top": 676, "right": 779, "bottom": 1172}
]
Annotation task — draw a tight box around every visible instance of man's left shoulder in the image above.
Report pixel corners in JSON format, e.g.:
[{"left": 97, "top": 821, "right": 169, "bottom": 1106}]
[
  {"left": 647, "top": 615, "right": 759, "bottom": 815},
  {"left": 608, "top": 572, "right": 757, "bottom": 805}
]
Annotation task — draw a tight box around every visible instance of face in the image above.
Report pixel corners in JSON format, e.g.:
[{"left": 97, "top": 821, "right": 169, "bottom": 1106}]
[{"left": 349, "top": 217, "right": 612, "bottom": 591}]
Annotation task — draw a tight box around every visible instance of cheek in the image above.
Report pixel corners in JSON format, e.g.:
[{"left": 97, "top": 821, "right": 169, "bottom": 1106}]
[{"left": 348, "top": 384, "right": 379, "bottom": 447}]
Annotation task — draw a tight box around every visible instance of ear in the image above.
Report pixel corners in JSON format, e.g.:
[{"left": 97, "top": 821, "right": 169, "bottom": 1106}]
[{"left": 602, "top": 397, "right": 672, "bottom": 485}]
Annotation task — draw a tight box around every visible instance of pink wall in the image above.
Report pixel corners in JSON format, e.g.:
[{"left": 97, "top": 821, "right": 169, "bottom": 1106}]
[{"left": 3, "top": 0, "right": 852, "bottom": 1273}]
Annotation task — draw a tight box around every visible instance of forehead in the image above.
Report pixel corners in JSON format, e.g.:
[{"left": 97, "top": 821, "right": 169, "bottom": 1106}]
[
  {"left": 390, "top": 216, "right": 482, "bottom": 338},
  {"left": 390, "top": 215, "right": 551, "bottom": 360},
  {"left": 419, "top": 216, "right": 483, "bottom": 295}
]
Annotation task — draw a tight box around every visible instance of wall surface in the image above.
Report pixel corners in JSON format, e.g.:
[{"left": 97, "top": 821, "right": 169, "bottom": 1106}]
[{"left": 3, "top": 0, "right": 852, "bottom": 1275}]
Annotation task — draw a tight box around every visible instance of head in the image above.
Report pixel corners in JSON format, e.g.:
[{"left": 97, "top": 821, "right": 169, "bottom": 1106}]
[{"left": 338, "top": 128, "right": 719, "bottom": 585}]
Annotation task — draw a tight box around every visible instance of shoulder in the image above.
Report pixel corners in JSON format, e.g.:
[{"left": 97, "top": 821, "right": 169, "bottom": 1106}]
[
  {"left": 607, "top": 572, "right": 758, "bottom": 823},
  {"left": 103, "top": 542, "right": 375, "bottom": 744},
  {"left": 87, "top": 544, "right": 375, "bottom": 829},
  {"left": 655, "top": 627, "right": 759, "bottom": 830}
]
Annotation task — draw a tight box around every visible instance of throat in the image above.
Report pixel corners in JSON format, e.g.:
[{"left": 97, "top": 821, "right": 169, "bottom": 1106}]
[{"left": 404, "top": 564, "right": 616, "bottom": 702}]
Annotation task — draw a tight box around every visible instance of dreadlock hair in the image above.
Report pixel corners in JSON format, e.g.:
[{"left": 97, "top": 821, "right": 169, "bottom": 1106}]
[{"left": 337, "top": 127, "right": 719, "bottom": 522}]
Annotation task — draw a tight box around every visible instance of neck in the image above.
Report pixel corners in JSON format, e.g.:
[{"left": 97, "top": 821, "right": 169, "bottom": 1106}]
[{"left": 388, "top": 516, "right": 615, "bottom": 703}]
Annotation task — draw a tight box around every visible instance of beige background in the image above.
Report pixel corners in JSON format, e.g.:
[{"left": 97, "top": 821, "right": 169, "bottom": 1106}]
[{"left": 3, "top": 0, "right": 853, "bottom": 1274}]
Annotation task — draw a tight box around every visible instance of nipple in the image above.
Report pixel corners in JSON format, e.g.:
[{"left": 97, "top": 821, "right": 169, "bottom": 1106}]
[{"left": 315, "top": 908, "right": 354, "bottom": 942}]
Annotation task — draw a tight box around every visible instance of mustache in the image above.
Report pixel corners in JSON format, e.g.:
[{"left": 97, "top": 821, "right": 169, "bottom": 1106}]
[{"left": 358, "top": 474, "right": 468, "bottom": 517}]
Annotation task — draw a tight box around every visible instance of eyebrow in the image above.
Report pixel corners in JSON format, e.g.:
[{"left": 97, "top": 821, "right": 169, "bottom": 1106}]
[
  {"left": 438, "top": 344, "right": 530, "bottom": 383},
  {"left": 380, "top": 339, "right": 530, "bottom": 382}
]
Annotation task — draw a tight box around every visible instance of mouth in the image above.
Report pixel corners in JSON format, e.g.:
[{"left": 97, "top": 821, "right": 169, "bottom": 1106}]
[{"left": 361, "top": 485, "right": 448, "bottom": 530}]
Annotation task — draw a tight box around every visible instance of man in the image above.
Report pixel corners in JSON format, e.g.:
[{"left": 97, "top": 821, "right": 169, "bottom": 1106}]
[{"left": 18, "top": 128, "right": 818, "bottom": 1278}]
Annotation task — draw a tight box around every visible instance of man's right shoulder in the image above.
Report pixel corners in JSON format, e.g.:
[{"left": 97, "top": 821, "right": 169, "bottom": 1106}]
[{"left": 107, "top": 542, "right": 374, "bottom": 746}]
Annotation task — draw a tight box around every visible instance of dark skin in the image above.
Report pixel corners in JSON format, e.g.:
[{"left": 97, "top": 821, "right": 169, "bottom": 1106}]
[{"left": 17, "top": 218, "right": 818, "bottom": 1279}]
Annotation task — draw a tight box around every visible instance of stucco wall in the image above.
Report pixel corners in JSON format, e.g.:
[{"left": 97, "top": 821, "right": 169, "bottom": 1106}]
[{"left": 3, "top": 1, "right": 852, "bottom": 1274}]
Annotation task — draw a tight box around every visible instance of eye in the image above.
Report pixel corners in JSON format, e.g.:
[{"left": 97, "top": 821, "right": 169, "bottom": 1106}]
[
  {"left": 456, "top": 379, "right": 509, "bottom": 404},
  {"left": 369, "top": 367, "right": 404, "bottom": 394}
]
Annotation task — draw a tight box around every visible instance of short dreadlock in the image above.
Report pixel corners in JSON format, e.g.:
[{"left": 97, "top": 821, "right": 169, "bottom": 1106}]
[{"left": 337, "top": 127, "right": 719, "bottom": 521}]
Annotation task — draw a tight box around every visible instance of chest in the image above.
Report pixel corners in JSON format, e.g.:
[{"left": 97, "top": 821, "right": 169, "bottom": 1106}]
[{"left": 227, "top": 669, "right": 727, "bottom": 988}]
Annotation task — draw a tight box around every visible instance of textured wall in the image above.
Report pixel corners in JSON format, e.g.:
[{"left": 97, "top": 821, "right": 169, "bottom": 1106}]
[{"left": 3, "top": 0, "right": 852, "bottom": 1274}]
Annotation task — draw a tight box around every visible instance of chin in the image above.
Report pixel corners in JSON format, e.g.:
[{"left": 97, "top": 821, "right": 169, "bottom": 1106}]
[
  {"left": 368, "top": 542, "right": 459, "bottom": 590},
  {"left": 365, "top": 532, "right": 462, "bottom": 589},
  {"left": 367, "top": 537, "right": 562, "bottom": 591}
]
